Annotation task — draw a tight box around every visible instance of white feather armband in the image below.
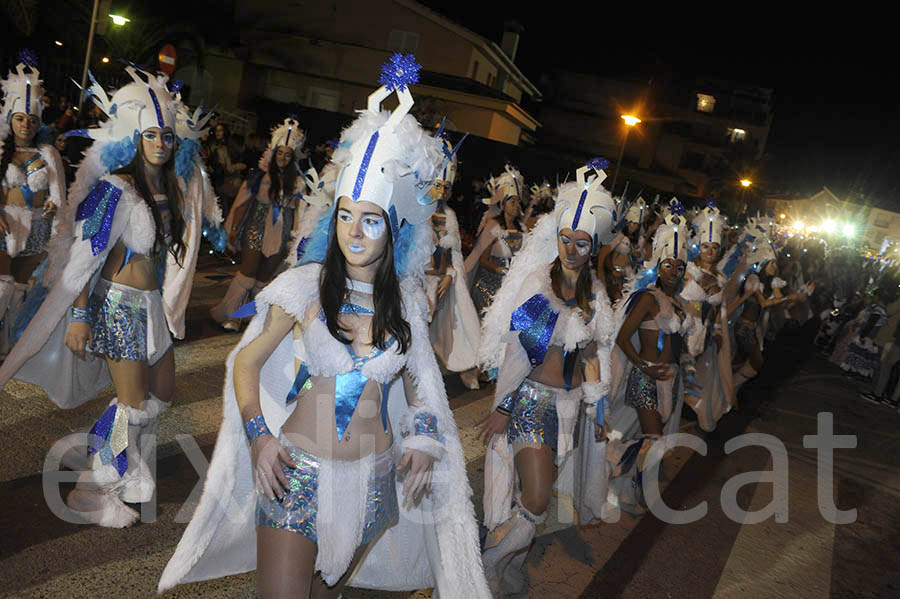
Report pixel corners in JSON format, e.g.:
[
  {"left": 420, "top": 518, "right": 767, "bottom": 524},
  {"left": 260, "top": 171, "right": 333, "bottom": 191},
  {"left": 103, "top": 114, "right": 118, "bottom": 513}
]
[{"left": 401, "top": 410, "right": 446, "bottom": 461}]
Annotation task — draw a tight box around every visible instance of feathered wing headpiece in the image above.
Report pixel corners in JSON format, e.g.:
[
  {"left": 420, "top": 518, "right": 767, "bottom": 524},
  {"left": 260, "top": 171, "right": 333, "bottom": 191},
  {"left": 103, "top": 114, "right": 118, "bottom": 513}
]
[
  {"left": 298, "top": 54, "right": 442, "bottom": 278},
  {"left": 625, "top": 195, "right": 648, "bottom": 224},
  {"left": 553, "top": 158, "right": 618, "bottom": 253},
  {"left": 693, "top": 203, "right": 726, "bottom": 245},
  {"left": 302, "top": 161, "right": 338, "bottom": 207},
  {"left": 650, "top": 213, "right": 690, "bottom": 265},
  {"left": 741, "top": 215, "right": 777, "bottom": 266},
  {"left": 2, "top": 50, "right": 44, "bottom": 126},
  {"left": 173, "top": 88, "right": 213, "bottom": 180},
  {"left": 483, "top": 163, "right": 524, "bottom": 207},
  {"left": 433, "top": 118, "right": 466, "bottom": 187},
  {"left": 258, "top": 115, "right": 306, "bottom": 171},
  {"left": 332, "top": 53, "right": 443, "bottom": 240}
]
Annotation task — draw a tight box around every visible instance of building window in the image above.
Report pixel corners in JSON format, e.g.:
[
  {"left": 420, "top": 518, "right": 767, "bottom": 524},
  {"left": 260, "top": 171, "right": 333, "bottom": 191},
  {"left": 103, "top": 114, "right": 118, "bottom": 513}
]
[
  {"left": 874, "top": 214, "right": 892, "bottom": 229},
  {"left": 696, "top": 93, "right": 715, "bottom": 113},
  {"left": 389, "top": 30, "right": 419, "bottom": 54},
  {"left": 307, "top": 87, "right": 339, "bottom": 112},
  {"left": 487, "top": 73, "right": 494, "bottom": 87},
  {"left": 471, "top": 60, "right": 479, "bottom": 81},
  {"left": 727, "top": 127, "right": 747, "bottom": 143}
]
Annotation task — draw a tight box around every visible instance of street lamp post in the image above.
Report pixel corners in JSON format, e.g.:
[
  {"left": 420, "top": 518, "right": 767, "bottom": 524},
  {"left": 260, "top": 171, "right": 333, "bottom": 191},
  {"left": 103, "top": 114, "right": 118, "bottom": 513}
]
[
  {"left": 611, "top": 114, "right": 640, "bottom": 195},
  {"left": 77, "top": 0, "right": 101, "bottom": 110}
]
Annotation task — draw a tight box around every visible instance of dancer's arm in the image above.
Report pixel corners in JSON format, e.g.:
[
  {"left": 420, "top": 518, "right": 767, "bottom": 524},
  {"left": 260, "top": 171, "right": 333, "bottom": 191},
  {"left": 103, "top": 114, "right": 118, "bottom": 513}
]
[
  {"left": 233, "top": 304, "right": 297, "bottom": 501},
  {"left": 399, "top": 370, "right": 437, "bottom": 502}
]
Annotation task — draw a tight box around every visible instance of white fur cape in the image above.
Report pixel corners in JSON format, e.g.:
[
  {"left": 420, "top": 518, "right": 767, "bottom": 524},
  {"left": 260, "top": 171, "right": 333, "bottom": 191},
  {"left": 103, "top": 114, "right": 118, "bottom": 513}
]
[
  {"left": 429, "top": 207, "right": 481, "bottom": 372},
  {"left": 475, "top": 213, "right": 617, "bottom": 530},
  {"left": 0, "top": 175, "right": 153, "bottom": 406},
  {"left": 0, "top": 166, "right": 215, "bottom": 405},
  {"left": 2, "top": 144, "right": 67, "bottom": 259},
  {"left": 158, "top": 262, "right": 490, "bottom": 598}
]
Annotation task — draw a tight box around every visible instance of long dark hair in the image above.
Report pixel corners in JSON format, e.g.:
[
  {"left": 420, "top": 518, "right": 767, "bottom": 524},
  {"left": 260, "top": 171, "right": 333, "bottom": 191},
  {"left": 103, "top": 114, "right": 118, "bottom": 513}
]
[
  {"left": 550, "top": 256, "right": 594, "bottom": 315},
  {"left": 267, "top": 147, "right": 299, "bottom": 206},
  {"left": 0, "top": 135, "right": 15, "bottom": 179},
  {"left": 113, "top": 138, "right": 186, "bottom": 265},
  {"left": 319, "top": 208, "right": 411, "bottom": 354}
]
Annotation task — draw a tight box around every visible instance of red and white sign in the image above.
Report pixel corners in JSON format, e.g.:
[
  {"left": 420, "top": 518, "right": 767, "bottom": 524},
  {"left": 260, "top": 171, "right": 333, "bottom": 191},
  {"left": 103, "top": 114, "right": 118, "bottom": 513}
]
[{"left": 158, "top": 44, "right": 177, "bottom": 76}]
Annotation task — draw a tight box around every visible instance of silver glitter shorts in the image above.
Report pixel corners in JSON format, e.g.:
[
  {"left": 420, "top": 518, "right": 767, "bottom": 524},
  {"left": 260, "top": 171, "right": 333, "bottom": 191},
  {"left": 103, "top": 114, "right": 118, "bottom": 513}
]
[
  {"left": 87, "top": 279, "right": 172, "bottom": 364},
  {"left": 625, "top": 367, "right": 658, "bottom": 411},
  {"left": 241, "top": 201, "right": 294, "bottom": 254},
  {"left": 506, "top": 379, "right": 561, "bottom": 450},
  {"left": 256, "top": 434, "right": 400, "bottom": 546},
  {"left": 0, "top": 208, "right": 52, "bottom": 256},
  {"left": 472, "top": 264, "right": 504, "bottom": 316}
]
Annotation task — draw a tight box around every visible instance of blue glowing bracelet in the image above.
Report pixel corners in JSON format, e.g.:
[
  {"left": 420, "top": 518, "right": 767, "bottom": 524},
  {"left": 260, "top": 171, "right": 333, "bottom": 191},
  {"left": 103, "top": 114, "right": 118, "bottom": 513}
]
[
  {"left": 245, "top": 415, "right": 272, "bottom": 443},
  {"left": 71, "top": 307, "right": 90, "bottom": 323},
  {"left": 413, "top": 411, "right": 445, "bottom": 444},
  {"left": 496, "top": 394, "right": 516, "bottom": 415}
]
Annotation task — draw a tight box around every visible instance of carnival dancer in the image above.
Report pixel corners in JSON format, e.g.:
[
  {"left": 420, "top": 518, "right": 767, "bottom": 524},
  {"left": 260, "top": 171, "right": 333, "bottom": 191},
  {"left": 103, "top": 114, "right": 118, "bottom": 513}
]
[
  {"left": 523, "top": 180, "right": 553, "bottom": 230},
  {"left": 425, "top": 129, "right": 481, "bottom": 389},
  {"left": 0, "top": 65, "right": 220, "bottom": 527},
  {"left": 465, "top": 163, "right": 526, "bottom": 316},
  {"left": 211, "top": 116, "right": 309, "bottom": 331},
  {"left": 159, "top": 55, "right": 489, "bottom": 599},
  {"left": 681, "top": 203, "right": 735, "bottom": 431},
  {"left": 604, "top": 211, "right": 703, "bottom": 512},
  {"left": 730, "top": 220, "right": 808, "bottom": 392},
  {"left": 475, "top": 159, "right": 618, "bottom": 596},
  {"left": 0, "top": 50, "right": 68, "bottom": 355}
]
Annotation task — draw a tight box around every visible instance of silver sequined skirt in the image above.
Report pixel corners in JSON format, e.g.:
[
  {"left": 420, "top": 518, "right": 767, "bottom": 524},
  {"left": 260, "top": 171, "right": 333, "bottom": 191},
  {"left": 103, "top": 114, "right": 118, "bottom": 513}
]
[
  {"left": 256, "top": 434, "right": 399, "bottom": 546},
  {"left": 472, "top": 264, "right": 504, "bottom": 316},
  {"left": 506, "top": 379, "right": 561, "bottom": 450},
  {"left": 87, "top": 278, "right": 172, "bottom": 364},
  {"left": 624, "top": 367, "right": 658, "bottom": 411},
  {"left": 0, "top": 207, "right": 52, "bottom": 256}
]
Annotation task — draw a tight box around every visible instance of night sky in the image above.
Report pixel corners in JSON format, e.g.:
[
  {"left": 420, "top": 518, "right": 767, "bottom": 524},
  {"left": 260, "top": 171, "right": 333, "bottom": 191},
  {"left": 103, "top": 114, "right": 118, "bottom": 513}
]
[{"left": 421, "top": 3, "right": 900, "bottom": 206}]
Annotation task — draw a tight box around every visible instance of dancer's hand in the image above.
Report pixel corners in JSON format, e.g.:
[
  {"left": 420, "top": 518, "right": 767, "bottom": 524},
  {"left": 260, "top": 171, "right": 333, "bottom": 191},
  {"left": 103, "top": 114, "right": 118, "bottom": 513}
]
[
  {"left": 65, "top": 322, "right": 92, "bottom": 359},
  {"left": 641, "top": 362, "right": 673, "bottom": 381},
  {"left": 594, "top": 420, "right": 609, "bottom": 442},
  {"left": 0, "top": 213, "right": 8, "bottom": 235},
  {"left": 437, "top": 274, "right": 452, "bottom": 301},
  {"left": 251, "top": 435, "right": 296, "bottom": 502},
  {"left": 398, "top": 449, "right": 434, "bottom": 504},
  {"left": 42, "top": 202, "right": 57, "bottom": 218},
  {"left": 475, "top": 410, "right": 510, "bottom": 447}
]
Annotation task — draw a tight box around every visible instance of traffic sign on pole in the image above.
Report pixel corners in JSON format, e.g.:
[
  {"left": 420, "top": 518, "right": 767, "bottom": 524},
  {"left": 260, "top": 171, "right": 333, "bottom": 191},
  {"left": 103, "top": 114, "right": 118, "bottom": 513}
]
[{"left": 159, "top": 44, "right": 177, "bottom": 76}]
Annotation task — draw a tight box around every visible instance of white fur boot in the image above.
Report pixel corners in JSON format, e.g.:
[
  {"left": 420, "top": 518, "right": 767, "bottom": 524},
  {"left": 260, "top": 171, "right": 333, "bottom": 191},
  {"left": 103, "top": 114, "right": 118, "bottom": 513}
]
[
  {"left": 482, "top": 502, "right": 545, "bottom": 597},
  {"left": 65, "top": 398, "right": 155, "bottom": 527},
  {"left": 117, "top": 396, "right": 169, "bottom": 504},
  {"left": 209, "top": 272, "right": 255, "bottom": 325}
]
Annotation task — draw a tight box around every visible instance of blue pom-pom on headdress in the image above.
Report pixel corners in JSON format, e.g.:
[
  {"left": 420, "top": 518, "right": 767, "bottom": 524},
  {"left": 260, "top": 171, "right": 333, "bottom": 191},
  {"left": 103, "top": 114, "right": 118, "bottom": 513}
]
[
  {"left": 705, "top": 198, "right": 717, "bottom": 209},
  {"left": 171, "top": 80, "right": 184, "bottom": 94},
  {"left": 587, "top": 157, "right": 610, "bottom": 172},
  {"left": 18, "top": 49, "right": 38, "bottom": 68},
  {"left": 669, "top": 199, "right": 686, "bottom": 216},
  {"left": 379, "top": 53, "right": 421, "bottom": 92}
]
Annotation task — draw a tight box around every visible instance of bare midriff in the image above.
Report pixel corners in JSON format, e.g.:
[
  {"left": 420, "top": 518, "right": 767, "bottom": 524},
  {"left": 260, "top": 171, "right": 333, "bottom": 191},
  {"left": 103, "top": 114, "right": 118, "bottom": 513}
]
[
  {"left": 100, "top": 240, "right": 159, "bottom": 290},
  {"left": 528, "top": 344, "right": 585, "bottom": 390},
  {"left": 280, "top": 308, "right": 394, "bottom": 460}
]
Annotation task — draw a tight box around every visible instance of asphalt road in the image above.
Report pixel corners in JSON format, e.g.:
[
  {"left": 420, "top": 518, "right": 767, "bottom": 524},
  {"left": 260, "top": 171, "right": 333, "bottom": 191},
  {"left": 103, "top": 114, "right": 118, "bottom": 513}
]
[{"left": 2, "top": 256, "right": 898, "bottom": 598}]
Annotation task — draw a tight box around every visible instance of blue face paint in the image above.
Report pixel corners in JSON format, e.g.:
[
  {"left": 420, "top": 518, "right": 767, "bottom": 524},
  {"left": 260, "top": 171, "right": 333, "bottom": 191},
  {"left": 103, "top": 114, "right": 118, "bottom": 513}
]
[{"left": 361, "top": 215, "right": 386, "bottom": 240}]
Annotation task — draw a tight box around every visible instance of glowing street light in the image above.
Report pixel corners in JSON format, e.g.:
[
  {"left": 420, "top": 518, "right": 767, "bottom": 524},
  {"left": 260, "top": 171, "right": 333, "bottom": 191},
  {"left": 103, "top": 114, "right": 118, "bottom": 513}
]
[
  {"left": 822, "top": 219, "right": 837, "bottom": 234},
  {"left": 740, "top": 179, "right": 752, "bottom": 187},
  {"left": 842, "top": 223, "right": 856, "bottom": 238},
  {"left": 793, "top": 221, "right": 804, "bottom": 232},
  {"left": 54, "top": 40, "right": 63, "bottom": 47},
  {"left": 101, "top": 56, "right": 110, "bottom": 63},
  {"left": 109, "top": 14, "right": 131, "bottom": 26},
  {"left": 612, "top": 114, "right": 641, "bottom": 194}
]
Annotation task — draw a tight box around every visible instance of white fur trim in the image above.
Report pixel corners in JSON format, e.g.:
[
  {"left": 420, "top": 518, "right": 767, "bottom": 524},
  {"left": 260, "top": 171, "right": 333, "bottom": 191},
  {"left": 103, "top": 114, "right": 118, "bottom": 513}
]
[{"left": 402, "top": 434, "right": 446, "bottom": 461}]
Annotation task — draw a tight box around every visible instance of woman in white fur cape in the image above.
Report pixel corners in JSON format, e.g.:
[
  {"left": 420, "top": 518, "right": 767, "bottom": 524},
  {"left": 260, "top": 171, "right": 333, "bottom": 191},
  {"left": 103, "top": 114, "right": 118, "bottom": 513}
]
[
  {"left": 0, "top": 51, "right": 69, "bottom": 355},
  {"left": 0, "top": 67, "right": 220, "bottom": 528},
  {"left": 474, "top": 160, "right": 618, "bottom": 596},
  {"left": 159, "top": 57, "right": 489, "bottom": 599},
  {"left": 424, "top": 132, "right": 481, "bottom": 386}
]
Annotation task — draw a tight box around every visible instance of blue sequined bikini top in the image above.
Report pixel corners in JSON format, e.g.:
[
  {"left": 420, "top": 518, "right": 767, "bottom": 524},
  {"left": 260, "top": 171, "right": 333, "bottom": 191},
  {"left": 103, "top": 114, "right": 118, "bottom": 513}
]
[
  {"left": 10, "top": 152, "right": 46, "bottom": 209},
  {"left": 288, "top": 279, "right": 396, "bottom": 441}
]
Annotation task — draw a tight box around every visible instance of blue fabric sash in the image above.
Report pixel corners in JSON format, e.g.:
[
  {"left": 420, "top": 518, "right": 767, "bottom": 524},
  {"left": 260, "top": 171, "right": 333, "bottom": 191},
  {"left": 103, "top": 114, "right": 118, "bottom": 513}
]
[
  {"left": 510, "top": 293, "right": 559, "bottom": 367},
  {"left": 562, "top": 349, "right": 578, "bottom": 391},
  {"left": 285, "top": 362, "right": 311, "bottom": 406},
  {"left": 76, "top": 180, "right": 124, "bottom": 255}
]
